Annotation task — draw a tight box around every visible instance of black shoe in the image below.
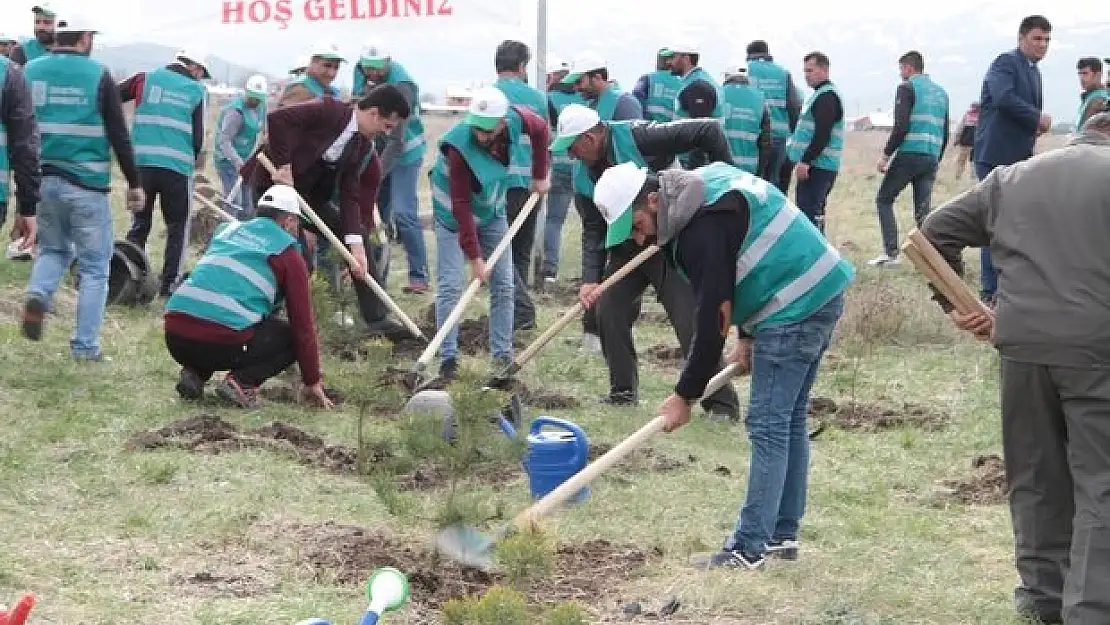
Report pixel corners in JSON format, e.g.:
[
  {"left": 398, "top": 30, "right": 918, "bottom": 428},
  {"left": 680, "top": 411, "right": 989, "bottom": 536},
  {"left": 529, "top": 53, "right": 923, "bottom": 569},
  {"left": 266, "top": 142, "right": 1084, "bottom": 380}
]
[
  {"left": 439, "top": 358, "right": 459, "bottom": 383},
  {"left": 765, "top": 538, "right": 799, "bottom": 560},
  {"left": 704, "top": 402, "right": 740, "bottom": 423},
  {"left": 21, "top": 296, "right": 46, "bottom": 341},
  {"left": 514, "top": 317, "right": 536, "bottom": 331},
  {"left": 364, "top": 317, "right": 412, "bottom": 342},
  {"left": 600, "top": 391, "right": 638, "bottom": 406},
  {"left": 697, "top": 548, "right": 766, "bottom": 570},
  {"left": 175, "top": 367, "right": 205, "bottom": 400}
]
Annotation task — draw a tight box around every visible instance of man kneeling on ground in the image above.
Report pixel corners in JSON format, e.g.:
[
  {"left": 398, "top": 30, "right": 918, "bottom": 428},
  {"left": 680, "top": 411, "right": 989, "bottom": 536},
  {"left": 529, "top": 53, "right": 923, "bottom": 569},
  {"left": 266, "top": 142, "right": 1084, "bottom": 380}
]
[{"left": 163, "top": 185, "right": 334, "bottom": 409}]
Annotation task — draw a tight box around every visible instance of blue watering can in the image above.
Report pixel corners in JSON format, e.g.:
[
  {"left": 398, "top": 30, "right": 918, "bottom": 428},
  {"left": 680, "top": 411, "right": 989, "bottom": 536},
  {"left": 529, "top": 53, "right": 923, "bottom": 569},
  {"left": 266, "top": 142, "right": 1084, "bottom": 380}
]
[{"left": 522, "top": 416, "right": 590, "bottom": 504}]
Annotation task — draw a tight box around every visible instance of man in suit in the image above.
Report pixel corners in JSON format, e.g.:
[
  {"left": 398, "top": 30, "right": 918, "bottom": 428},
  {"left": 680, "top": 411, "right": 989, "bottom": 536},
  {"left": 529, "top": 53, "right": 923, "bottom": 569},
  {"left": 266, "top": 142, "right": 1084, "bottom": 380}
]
[
  {"left": 973, "top": 15, "right": 1053, "bottom": 306},
  {"left": 242, "top": 85, "right": 412, "bottom": 338}
]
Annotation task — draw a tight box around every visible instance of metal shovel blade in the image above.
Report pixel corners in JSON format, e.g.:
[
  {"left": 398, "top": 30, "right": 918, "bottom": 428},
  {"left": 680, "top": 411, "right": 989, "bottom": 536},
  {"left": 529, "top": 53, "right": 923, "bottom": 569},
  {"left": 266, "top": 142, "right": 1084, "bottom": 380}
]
[{"left": 435, "top": 524, "right": 497, "bottom": 571}]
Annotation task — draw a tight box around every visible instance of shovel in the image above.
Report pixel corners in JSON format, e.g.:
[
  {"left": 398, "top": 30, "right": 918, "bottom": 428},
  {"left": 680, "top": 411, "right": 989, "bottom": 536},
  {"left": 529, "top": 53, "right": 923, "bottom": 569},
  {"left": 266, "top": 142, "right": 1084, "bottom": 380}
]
[
  {"left": 255, "top": 152, "right": 426, "bottom": 341},
  {"left": 408, "top": 192, "right": 541, "bottom": 389},
  {"left": 435, "top": 362, "right": 741, "bottom": 571},
  {"left": 192, "top": 190, "right": 237, "bottom": 223},
  {"left": 489, "top": 244, "right": 660, "bottom": 388}
]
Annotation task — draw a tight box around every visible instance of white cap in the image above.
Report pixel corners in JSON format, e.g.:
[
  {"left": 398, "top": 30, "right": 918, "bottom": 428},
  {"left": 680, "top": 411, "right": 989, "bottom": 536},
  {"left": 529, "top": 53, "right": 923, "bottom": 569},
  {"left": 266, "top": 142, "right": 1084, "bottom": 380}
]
[
  {"left": 57, "top": 14, "right": 99, "bottom": 33},
  {"left": 257, "top": 185, "right": 302, "bottom": 217},
  {"left": 724, "top": 61, "right": 748, "bottom": 78},
  {"left": 359, "top": 42, "right": 390, "bottom": 67},
  {"left": 290, "top": 54, "right": 309, "bottom": 73},
  {"left": 549, "top": 103, "right": 600, "bottom": 153},
  {"left": 464, "top": 86, "right": 510, "bottom": 131},
  {"left": 0, "top": 33, "right": 18, "bottom": 43},
  {"left": 594, "top": 162, "right": 649, "bottom": 248},
  {"left": 245, "top": 74, "right": 268, "bottom": 98},
  {"left": 547, "top": 57, "right": 571, "bottom": 73},
  {"left": 560, "top": 51, "right": 607, "bottom": 84},
  {"left": 175, "top": 48, "right": 211, "bottom": 78},
  {"left": 669, "top": 42, "right": 699, "bottom": 55},
  {"left": 309, "top": 41, "right": 345, "bottom": 62}
]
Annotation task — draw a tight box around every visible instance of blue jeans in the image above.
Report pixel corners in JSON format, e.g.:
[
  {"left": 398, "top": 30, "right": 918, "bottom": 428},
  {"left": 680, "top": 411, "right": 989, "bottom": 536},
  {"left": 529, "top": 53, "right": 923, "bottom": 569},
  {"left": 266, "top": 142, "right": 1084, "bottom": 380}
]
[
  {"left": 385, "top": 161, "right": 429, "bottom": 284},
  {"left": 727, "top": 293, "right": 845, "bottom": 556},
  {"left": 765, "top": 136, "right": 789, "bottom": 192},
  {"left": 434, "top": 214, "right": 515, "bottom": 363},
  {"left": 875, "top": 152, "right": 939, "bottom": 256},
  {"left": 26, "top": 176, "right": 114, "bottom": 358},
  {"left": 214, "top": 159, "right": 254, "bottom": 219},
  {"left": 975, "top": 162, "right": 998, "bottom": 300},
  {"left": 541, "top": 166, "right": 575, "bottom": 277},
  {"left": 794, "top": 166, "right": 838, "bottom": 234}
]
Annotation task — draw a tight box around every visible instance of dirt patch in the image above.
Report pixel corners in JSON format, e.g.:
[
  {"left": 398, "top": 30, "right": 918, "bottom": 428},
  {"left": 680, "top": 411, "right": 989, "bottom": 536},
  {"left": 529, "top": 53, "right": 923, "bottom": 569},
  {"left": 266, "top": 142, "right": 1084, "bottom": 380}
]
[
  {"left": 389, "top": 305, "right": 523, "bottom": 361},
  {"left": 395, "top": 461, "right": 520, "bottom": 492},
  {"left": 806, "top": 396, "right": 950, "bottom": 432},
  {"left": 515, "top": 382, "right": 582, "bottom": 410},
  {"left": 938, "top": 454, "right": 1008, "bottom": 505},
  {"left": 587, "top": 443, "right": 698, "bottom": 474},
  {"left": 125, "top": 414, "right": 366, "bottom": 474},
  {"left": 176, "top": 571, "right": 269, "bottom": 598},
  {"left": 644, "top": 343, "right": 685, "bottom": 364},
  {"left": 534, "top": 279, "right": 581, "bottom": 307},
  {"left": 277, "top": 521, "right": 652, "bottom": 616}
]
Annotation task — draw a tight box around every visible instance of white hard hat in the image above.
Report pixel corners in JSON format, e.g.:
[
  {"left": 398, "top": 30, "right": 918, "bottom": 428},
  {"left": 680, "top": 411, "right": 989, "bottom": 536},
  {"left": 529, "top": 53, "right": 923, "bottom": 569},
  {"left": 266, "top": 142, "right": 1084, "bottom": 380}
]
[
  {"left": 547, "top": 57, "right": 571, "bottom": 73},
  {"left": 550, "top": 103, "right": 600, "bottom": 153},
  {"left": 257, "top": 184, "right": 302, "bottom": 218},
  {"left": 669, "top": 42, "right": 700, "bottom": 55},
  {"left": 724, "top": 61, "right": 748, "bottom": 78},
  {"left": 560, "top": 51, "right": 607, "bottom": 85},
  {"left": 593, "top": 162, "right": 649, "bottom": 249},
  {"left": 56, "top": 14, "right": 99, "bottom": 34},
  {"left": 245, "top": 74, "right": 268, "bottom": 98},
  {"left": 359, "top": 42, "right": 390, "bottom": 67},
  {"left": 465, "top": 87, "right": 509, "bottom": 131},
  {"left": 309, "top": 41, "right": 345, "bottom": 63},
  {"left": 290, "top": 54, "right": 309, "bottom": 73},
  {"left": 175, "top": 48, "right": 212, "bottom": 79}
]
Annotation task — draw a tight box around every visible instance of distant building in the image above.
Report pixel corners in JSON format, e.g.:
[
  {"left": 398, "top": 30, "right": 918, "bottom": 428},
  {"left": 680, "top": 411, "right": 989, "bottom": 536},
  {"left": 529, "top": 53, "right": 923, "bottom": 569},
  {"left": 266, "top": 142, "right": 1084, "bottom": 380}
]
[{"left": 849, "top": 110, "right": 895, "bottom": 131}]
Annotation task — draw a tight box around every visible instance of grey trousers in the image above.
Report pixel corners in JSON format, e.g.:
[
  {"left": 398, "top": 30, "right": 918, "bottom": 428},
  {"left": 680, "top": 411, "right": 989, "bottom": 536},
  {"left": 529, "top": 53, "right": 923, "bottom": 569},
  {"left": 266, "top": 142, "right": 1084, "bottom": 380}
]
[
  {"left": 1001, "top": 358, "right": 1110, "bottom": 624},
  {"left": 595, "top": 242, "right": 740, "bottom": 414}
]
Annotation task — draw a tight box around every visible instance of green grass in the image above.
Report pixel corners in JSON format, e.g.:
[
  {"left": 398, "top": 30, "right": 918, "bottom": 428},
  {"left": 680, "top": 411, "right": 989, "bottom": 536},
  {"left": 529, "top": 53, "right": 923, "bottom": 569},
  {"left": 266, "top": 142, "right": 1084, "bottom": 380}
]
[{"left": 0, "top": 128, "right": 1057, "bottom": 624}]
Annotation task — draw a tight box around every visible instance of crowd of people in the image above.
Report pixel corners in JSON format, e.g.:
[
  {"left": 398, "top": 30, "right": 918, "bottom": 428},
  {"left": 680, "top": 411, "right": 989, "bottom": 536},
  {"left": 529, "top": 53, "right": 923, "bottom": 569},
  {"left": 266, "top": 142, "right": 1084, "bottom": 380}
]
[{"left": 1, "top": 5, "right": 1109, "bottom": 622}]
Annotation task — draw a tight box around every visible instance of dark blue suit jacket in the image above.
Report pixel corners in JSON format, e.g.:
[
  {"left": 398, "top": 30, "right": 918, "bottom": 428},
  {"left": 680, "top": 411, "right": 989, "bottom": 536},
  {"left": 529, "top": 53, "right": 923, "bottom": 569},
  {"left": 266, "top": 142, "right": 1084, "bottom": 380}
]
[{"left": 974, "top": 48, "right": 1043, "bottom": 166}]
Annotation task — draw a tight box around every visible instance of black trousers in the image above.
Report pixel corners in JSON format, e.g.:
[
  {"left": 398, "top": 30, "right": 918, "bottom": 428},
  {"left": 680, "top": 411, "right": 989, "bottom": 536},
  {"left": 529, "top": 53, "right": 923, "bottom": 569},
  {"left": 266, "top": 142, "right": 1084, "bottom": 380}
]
[
  {"left": 595, "top": 242, "right": 740, "bottom": 413},
  {"left": 165, "top": 316, "right": 296, "bottom": 387},
  {"left": 127, "top": 166, "right": 191, "bottom": 294},
  {"left": 507, "top": 187, "right": 537, "bottom": 325},
  {"left": 309, "top": 201, "right": 389, "bottom": 327}
]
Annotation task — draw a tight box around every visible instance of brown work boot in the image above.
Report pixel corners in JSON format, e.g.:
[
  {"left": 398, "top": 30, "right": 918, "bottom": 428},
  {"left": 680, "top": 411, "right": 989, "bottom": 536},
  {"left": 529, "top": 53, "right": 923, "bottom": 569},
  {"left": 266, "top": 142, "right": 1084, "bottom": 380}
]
[{"left": 21, "top": 296, "right": 46, "bottom": 341}]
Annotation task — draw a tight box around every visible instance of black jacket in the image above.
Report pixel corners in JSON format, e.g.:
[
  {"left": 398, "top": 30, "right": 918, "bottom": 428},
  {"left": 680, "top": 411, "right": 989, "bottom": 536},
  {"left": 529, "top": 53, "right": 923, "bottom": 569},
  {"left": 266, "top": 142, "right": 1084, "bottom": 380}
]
[
  {"left": 576, "top": 119, "right": 734, "bottom": 282},
  {"left": 1, "top": 61, "right": 41, "bottom": 217}
]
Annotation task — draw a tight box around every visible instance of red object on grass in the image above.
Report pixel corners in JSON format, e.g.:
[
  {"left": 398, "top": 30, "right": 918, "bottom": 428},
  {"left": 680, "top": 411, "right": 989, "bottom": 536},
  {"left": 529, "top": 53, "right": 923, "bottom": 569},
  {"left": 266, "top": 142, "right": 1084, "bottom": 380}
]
[{"left": 0, "top": 593, "right": 36, "bottom": 625}]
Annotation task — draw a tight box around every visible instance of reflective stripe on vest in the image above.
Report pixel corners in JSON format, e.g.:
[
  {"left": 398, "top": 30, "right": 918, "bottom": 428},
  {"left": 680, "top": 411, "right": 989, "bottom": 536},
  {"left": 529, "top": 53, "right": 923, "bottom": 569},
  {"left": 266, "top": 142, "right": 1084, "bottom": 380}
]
[
  {"left": 24, "top": 54, "right": 112, "bottom": 189},
  {"left": 899, "top": 74, "right": 948, "bottom": 158},
  {"left": 494, "top": 77, "right": 548, "bottom": 190},
  {"left": 786, "top": 82, "right": 845, "bottom": 171},
  {"left": 571, "top": 122, "right": 648, "bottom": 197},
  {"left": 428, "top": 110, "right": 523, "bottom": 229},
  {"left": 287, "top": 75, "right": 340, "bottom": 99},
  {"left": 0, "top": 58, "right": 8, "bottom": 199},
  {"left": 214, "top": 97, "right": 264, "bottom": 164},
  {"left": 747, "top": 59, "right": 792, "bottom": 138},
  {"left": 384, "top": 62, "right": 427, "bottom": 167},
  {"left": 722, "top": 82, "right": 765, "bottom": 174},
  {"left": 645, "top": 70, "right": 682, "bottom": 122},
  {"left": 549, "top": 89, "right": 586, "bottom": 168},
  {"left": 132, "top": 67, "right": 205, "bottom": 175},
  {"left": 675, "top": 162, "right": 854, "bottom": 333}
]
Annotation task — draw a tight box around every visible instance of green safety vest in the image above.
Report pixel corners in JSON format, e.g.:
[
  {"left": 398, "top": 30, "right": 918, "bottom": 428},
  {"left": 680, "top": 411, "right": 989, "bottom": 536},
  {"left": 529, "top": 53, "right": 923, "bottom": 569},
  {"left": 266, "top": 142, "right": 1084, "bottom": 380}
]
[
  {"left": 786, "top": 82, "right": 845, "bottom": 172},
  {"left": 165, "top": 217, "right": 299, "bottom": 331},
  {"left": 429, "top": 108, "right": 525, "bottom": 230},
  {"left": 381, "top": 62, "right": 427, "bottom": 167},
  {"left": 672, "top": 162, "right": 854, "bottom": 333},
  {"left": 1078, "top": 88, "right": 1109, "bottom": 129},
  {"left": 494, "top": 76, "right": 547, "bottom": 190},
  {"left": 285, "top": 74, "right": 340, "bottom": 99},
  {"left": 24, "top": 53, "right": 112, "bottom": 190},
  {"left": 593, "top": 85, "right": 622, "bottom": 121},
  {"left": 548, "top": 88, "right": 586, "bottom": 170},
  {"left": 571, "top": 122, "right": 648, "bottom": 197},
  {"left": 132, "top": 67, "right": 205, "bottom": 176},
  {"left": 900, "top": 74, "right": 948, "bottom": 158},
  {"left": 747, "top": 59, "right": 792, "bottom": 138},
  {"left": 18, "top": 38, "right": 49, "bottom": 63},
  {"left": 0, "top": 58, "right": 8, "bottom": 203},
  {"left": 214, "top": 96, "right": 264, "bottom": 165},
  {"left": 674, "top": 66, "right": 724, "bottom": 119},
  {"left": 722, "top": 82, "right": 765, "bottom": 174},
  {"left": 644, "top": 70, "right": 682, "bottom": 122}
]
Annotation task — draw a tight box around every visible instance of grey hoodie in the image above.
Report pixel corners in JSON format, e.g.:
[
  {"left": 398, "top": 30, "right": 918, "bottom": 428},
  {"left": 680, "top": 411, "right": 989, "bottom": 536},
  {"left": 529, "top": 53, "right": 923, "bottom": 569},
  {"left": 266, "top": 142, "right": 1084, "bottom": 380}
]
[{"left": 655, "top": 169, "right": 709, "bottom": 246}]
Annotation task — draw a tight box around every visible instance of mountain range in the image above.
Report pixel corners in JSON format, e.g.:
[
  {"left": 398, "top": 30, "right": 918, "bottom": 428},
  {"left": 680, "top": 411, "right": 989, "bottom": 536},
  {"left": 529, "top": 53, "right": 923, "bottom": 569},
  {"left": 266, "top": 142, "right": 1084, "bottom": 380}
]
[{"left": 91, "top": 42, "right": 275, "bottom": 87}]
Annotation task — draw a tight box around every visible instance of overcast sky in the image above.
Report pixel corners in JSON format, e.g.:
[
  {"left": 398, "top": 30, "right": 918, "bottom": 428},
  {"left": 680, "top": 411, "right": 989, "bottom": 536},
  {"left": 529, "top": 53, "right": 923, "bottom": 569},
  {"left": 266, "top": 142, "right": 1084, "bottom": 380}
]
[{"left": 2, "top": 0, "right": 1106, "bottom": 120}]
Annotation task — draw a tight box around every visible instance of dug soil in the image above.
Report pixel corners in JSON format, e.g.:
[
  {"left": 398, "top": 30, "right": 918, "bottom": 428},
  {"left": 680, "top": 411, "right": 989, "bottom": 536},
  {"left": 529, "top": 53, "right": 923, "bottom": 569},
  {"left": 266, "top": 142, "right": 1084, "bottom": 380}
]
[
  {"left": 271, "top": 520, "right": 655, "bottom": 620},
  {"left": 938, "top": 454, "right": 1008, "bottom": 505},
  {"left": 644, "top": 343, "right": 685, "bottom": 364},
  {"left": 807, "top": 396, "right": 950, "bottom": 432},
  {"left": 533, "top": 278, "right": 581, "bottom": 308},
  {"left": 587, "top": 443, "right": 700, "bottom": 474},
  {"left": 389, "top": 305, "right": 525, "bottom": 361}
]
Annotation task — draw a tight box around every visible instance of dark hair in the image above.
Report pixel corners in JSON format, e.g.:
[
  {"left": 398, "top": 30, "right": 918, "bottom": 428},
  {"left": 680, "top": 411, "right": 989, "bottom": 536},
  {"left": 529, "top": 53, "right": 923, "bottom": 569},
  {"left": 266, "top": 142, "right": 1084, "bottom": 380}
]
[
  {"left": 899, "top": 51, "right": 925, "bottom": 72},
  {"left": 687, "top": 53, "right": 700, "bottom": 67},
  {"left": 746, "top": 40, "right": 769, "bottom": 56},
  {"left": 54, "top": 31, "right": 83, "bottom": 47},
  {"left": 358, "top": 84, "right": 411, "bottom": 119},
  {"left": 1019, "top": 15, "right": 1051, "bottom": 35},
  {"left": 803, "top": 51, "right": 830, "bottom": 68},
  {"left": 495, "top": 40, "right": 530, "bottom": 73},
  {"left": 634, "top": 173, "right": 660, "bottom": 207},
  {"left": 1078, "top": 57, "right": 1103, "bottom": 73},
  {"left": 585, "top": 68, "right": 609, "bottom": 81}
]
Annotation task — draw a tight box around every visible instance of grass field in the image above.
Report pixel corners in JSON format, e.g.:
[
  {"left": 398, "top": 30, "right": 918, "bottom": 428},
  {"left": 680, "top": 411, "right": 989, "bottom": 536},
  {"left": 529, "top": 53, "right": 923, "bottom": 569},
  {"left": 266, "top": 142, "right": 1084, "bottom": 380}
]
[{"left": 0, "top": 124, "right": 1063, "bottom": 624}]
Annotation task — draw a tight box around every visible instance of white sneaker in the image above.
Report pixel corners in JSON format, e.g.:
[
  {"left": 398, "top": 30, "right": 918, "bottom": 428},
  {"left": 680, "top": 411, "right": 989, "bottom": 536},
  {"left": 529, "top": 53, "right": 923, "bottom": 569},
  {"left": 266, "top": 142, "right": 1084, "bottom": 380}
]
[
  {"left": 581, "top": 332, "right": 602, "bottom": 353},
  {"left": 868, "top": 253, "right": 901, "bottom": 266}
]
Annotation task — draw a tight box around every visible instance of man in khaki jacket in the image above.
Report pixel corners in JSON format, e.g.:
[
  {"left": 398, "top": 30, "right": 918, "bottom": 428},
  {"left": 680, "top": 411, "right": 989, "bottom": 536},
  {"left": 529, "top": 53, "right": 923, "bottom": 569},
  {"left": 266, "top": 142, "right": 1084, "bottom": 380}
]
[{"left": 919, "top": 112, "right": 1110, "bottom": 625}]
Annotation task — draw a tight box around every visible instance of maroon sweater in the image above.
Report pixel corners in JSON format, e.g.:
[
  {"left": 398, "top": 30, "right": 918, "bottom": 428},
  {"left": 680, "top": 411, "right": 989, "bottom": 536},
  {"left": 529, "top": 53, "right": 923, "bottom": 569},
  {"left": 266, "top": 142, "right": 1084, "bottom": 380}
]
[
  {"left": 446, "top": 106, "right": 550, "bottom": 259},
  {"left": 164, "top": 247, "right": 323, "bottom": 386}
]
